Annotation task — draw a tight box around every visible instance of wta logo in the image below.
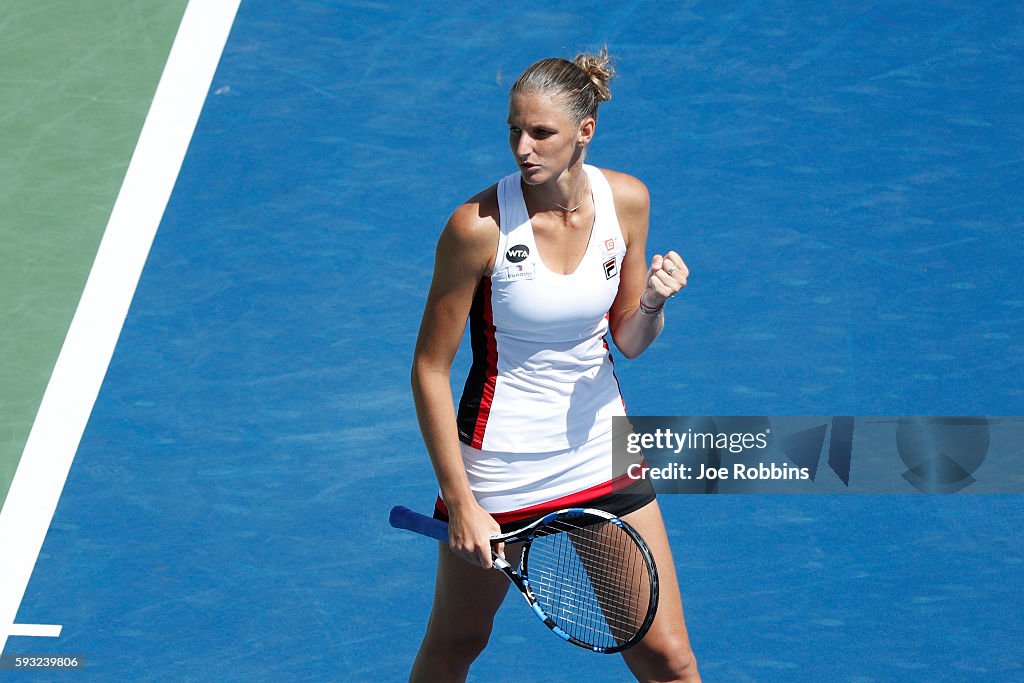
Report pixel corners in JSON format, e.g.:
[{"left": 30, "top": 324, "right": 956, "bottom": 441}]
[{"left": 506, "top": 244, "right": 530, "bottom": 263}]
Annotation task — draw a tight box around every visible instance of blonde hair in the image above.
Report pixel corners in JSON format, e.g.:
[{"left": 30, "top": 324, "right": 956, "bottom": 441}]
[{"left": 510, "top": 48, "right": 616, "bottom": 124}]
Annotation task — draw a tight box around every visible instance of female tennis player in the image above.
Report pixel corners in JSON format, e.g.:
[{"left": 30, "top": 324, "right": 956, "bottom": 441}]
[{"left": 410, "top": 50, "right": 700, "bottom": 682}]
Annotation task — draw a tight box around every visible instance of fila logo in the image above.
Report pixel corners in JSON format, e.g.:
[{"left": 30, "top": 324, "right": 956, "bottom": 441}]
[
  {"left": 506, "top": 244, "right": 530, "bottom": 263},
  {"left": 603, "top": 257, "right": 618, "bottom": 280}
]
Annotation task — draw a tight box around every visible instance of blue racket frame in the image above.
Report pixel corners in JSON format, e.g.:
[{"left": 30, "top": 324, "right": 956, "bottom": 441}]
[{"left": 389, "top": 505, "right": 659, "bottom": 653}]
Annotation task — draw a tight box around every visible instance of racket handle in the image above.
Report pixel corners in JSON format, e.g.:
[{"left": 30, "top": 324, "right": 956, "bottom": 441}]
[{"left": 389, "top": 505, "right": 450, "bottom": 543}]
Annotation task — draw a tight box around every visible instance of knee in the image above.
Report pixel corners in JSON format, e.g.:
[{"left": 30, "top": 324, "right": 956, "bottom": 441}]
[
  {"left": 633, "top": 638, "right": 700, "bottom": 683},
  {"left": 668, "top": 648, "right": 700, "bottom": 682},
  {"left": 417, "top": 624, "right": 493, "bottom": 673},
  {"left": 440, "top": 629, "right": 491, "bottom": 666}
]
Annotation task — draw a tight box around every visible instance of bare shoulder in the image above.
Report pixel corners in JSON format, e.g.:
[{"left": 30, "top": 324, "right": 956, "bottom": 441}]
[
  {"left": 446, "top": 184, "right": 499, "bottom": 241},
  {"left": 439, "top": 183, "right": 500, "bottom": 274},
  {"left": 597, "top": 168, "right": 649, "bottom": 246},
  {"left": 598, "top": 168, "right": 650, "bottom": 215}
]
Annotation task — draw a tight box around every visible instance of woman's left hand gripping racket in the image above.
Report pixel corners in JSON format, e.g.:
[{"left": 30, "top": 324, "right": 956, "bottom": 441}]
[{"left": 389, "top": 505, "right": 659, "bottom": 653}]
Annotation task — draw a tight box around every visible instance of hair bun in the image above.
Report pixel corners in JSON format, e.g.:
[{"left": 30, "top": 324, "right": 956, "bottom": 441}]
[
  {"left": 510, "top": 49, "right": 615, "bottom": 124},
  {"left": 572, "top": 47, "right": 615, "bottom": 102}
]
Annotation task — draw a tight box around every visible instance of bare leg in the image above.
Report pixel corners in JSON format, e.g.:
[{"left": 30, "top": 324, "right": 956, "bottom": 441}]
[
  {"left": 619, "top": 500, "right": 701, "bottom": 682},
  {"left": 410, "top": 541, "right": 522, "bottom": 683}
]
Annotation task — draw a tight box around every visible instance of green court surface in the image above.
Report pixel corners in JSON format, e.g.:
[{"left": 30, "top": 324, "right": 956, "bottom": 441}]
[{"left": 0, "top": 1, "right": 188, "bottom": 509}]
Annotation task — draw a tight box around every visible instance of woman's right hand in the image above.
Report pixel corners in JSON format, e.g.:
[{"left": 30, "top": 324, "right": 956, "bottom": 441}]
[{"left": 447, "top": 502, "right": 503, "bottom": 569}]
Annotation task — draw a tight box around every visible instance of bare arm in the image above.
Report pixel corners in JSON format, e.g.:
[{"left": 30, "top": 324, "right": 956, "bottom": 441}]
[
  {"left": 411, "top": 189, "right": 505, "bottom": 568},
  {"left": 605, "top": 171, "right": 689, "bottom": 359}
]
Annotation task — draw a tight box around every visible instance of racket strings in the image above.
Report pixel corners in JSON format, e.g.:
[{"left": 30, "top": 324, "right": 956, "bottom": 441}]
[
  {"left": 537, "top": 522, "right": 650, "bottom": 610},
  {"left": 524, "top": 517, "right": 653, "bottom": 649},
  {"left": 529, "top": 530, "right": 645, "bottom": 642},
  {"left": 530, "top": 553, "right": 648, "bottom": 620}
]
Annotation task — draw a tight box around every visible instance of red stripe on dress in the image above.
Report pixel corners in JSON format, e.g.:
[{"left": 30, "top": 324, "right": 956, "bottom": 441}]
[
  {"left": 435, "top": 470, "right": 641, "bottom": 526},
  {"left": 602, "top": 334, "right": 627, "bottom": 411},
  {"left": 469, "top": 277, "right": 498, "bottom": 448}
]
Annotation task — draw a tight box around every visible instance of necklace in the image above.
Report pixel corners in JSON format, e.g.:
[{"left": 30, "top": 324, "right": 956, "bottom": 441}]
[{"left": 533, "top": 175, "right": 589, "bottom": 213}]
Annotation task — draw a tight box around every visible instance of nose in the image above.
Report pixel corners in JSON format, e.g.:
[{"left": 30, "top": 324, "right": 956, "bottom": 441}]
[{"left": 513, "top": 132, "right": 533, "bottom": 160}]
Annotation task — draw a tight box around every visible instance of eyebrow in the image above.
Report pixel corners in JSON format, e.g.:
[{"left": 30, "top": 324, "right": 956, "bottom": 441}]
[{"left": 506, "top": 119, "right": 556, "bottom": 128}]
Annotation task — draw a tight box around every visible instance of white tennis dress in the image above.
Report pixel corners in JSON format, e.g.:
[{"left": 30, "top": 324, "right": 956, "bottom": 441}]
[{"left": 451, "top": 164, "right": 630, "bottom": 518}]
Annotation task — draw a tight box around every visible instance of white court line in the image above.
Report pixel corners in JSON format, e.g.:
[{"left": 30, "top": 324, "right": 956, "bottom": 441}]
[
  {"left": 0, "top": 0, "right": 241, "bottom": 655},
  {"left": 7, "top": 625, "right": 62, "bottom": 638}
]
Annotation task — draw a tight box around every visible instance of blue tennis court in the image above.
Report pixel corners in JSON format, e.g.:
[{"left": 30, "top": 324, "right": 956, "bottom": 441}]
[{"left": 4, "top": 1, "right": 1023, "bottom": 680}]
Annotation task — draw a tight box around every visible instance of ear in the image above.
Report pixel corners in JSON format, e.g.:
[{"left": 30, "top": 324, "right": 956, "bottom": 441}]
[{"left": 577, "top": 116, "right": 596, "bottom": 146}]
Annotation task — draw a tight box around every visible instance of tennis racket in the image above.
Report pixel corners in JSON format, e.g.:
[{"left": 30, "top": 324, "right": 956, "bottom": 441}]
[{"left": 389, "top": 505, "right": 659, "bottom": 653}]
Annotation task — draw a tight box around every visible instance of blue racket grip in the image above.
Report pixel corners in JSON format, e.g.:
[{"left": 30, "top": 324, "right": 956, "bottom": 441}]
[{"left": 390, "top": 505, "right": 450, "bottom": 543}]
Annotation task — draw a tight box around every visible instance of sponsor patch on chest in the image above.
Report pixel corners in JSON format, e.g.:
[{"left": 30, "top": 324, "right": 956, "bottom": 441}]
[{"left": 505, "top": 263, "right": 536, "bottom": 281}]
